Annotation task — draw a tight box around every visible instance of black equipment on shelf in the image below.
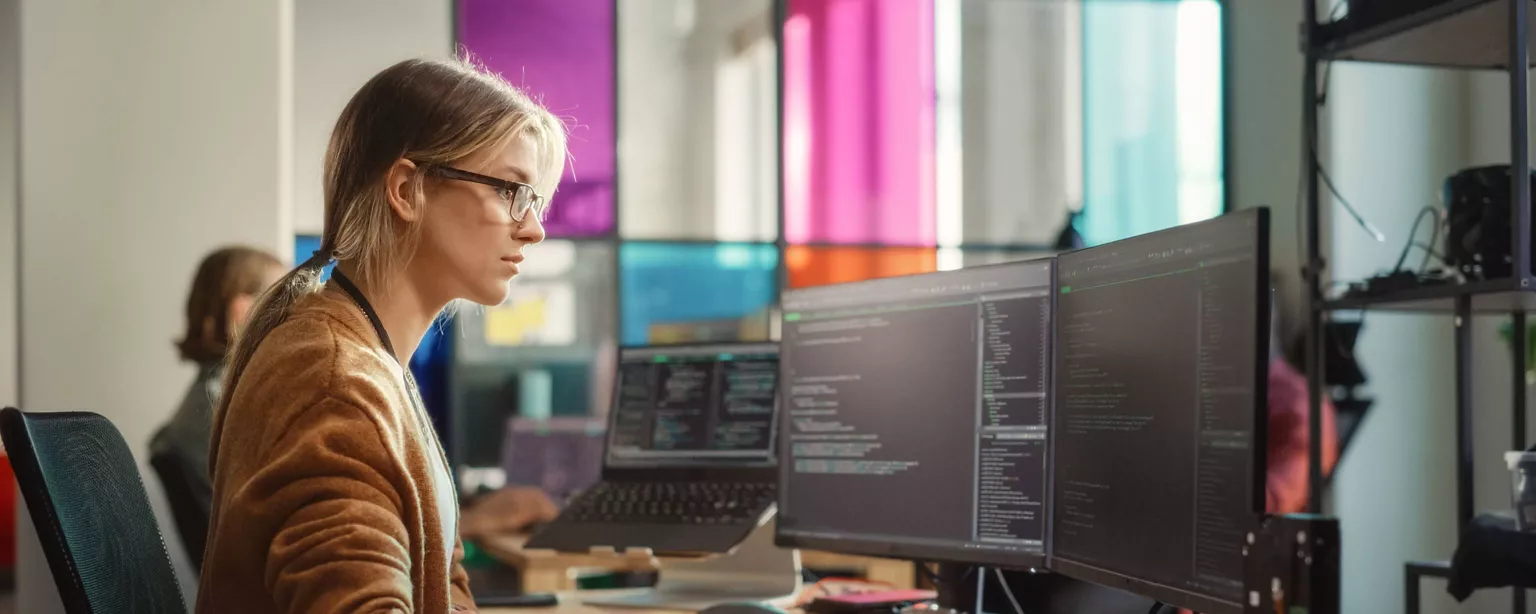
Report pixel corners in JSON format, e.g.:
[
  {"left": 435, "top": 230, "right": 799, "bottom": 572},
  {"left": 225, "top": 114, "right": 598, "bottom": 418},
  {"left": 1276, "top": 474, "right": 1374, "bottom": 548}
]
[
  {"left": 1287, "top": 320, "right": 1372, "bottom": 455},
  {"left": 1443, "top": 165, "right": 1536, "bottom": 280},
  {"left": 1243, "top": 515, "right": 1340, "bottom": 614}
]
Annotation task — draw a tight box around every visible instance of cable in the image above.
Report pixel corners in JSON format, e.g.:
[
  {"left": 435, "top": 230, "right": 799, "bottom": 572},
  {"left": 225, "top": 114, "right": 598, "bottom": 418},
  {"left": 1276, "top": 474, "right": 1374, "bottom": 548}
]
[
  {"left": 1420, "top": 206, "right": 1445, "bottom": 272},
  {"left": 1316, "top": 159, "right": 1387, "bottom": 244},
  {"left": 1393, "top": 207, "right": 1438, "bottom": 272},
  {"left": 916, "top": 562, "right": 942, "bottom": 588},
  {"left": 993, "top": 568, "right": 1026, "bottom": 614},
  {"left": 1416, "top": 242, "right": 1448, "bottom": 273}
]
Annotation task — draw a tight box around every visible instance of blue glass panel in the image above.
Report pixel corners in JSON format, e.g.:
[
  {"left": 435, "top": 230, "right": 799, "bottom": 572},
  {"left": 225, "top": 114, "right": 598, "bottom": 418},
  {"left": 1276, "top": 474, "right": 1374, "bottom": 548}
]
[
  {"left": 1081, "top": 0, "right": 1224, "bottom": 245},
  {"left": 619, "top": 243, "right": 780, "bottom": 346}
]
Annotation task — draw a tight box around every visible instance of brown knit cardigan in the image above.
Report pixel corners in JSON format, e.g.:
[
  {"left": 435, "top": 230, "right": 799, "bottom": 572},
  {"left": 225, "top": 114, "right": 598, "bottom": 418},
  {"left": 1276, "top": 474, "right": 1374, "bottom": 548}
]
[{"left": 197, "top": 287, "right": 475, "bottom": 613}]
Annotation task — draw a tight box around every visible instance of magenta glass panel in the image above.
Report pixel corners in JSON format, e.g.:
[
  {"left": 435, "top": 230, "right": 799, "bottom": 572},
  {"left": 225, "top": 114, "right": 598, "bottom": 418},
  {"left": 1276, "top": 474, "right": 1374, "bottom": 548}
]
[
  {"left": 783, "top": 0, "right": 936, "bottom": 246},
  {"left": 458, "top": 0, "right": 616, "bottom": 237}
]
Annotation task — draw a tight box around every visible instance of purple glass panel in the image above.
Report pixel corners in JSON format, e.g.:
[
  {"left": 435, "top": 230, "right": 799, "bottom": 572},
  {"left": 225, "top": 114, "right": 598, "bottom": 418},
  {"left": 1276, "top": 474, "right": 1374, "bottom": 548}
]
[
  {"left": 459, "top": 0, "right": 616, "bottom": 237},
  {"left": 783, "top": 0, "right": 936, "bottom": 246}
]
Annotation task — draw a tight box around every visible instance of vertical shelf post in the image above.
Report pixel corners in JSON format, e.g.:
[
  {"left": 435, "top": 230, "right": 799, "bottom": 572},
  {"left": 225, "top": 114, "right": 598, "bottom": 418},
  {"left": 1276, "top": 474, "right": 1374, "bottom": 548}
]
[
  {"left": 1517, "top": 311, "right": 1529, "bottom": 614},
  {"left": 1303, "top": 0, "right": 1326, "bottom": 515},
  {"left": 1510, "top": 2, "right": 1530, "bottom": 610},
  {"left": 1513, "top": 0, "right": 1531, "bottom": 282},
  {"left": 1455, "top": 295, "right": 1475, "bottom": 531}
]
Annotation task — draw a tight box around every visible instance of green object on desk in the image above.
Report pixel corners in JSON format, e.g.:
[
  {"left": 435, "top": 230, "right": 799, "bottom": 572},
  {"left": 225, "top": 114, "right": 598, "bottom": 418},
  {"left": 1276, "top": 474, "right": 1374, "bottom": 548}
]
[{"left": 463, "top": 540, "right": 500, "bottom": 569}]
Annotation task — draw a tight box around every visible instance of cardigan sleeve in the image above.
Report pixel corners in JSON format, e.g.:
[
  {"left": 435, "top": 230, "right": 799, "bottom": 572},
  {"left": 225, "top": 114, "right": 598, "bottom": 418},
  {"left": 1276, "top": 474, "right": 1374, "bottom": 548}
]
[
  {"left": 258, "top": 396, "right": 414, "bottom": 614},
  {"left": 449, "top": 537, "right": 477, "bottom": 612}
]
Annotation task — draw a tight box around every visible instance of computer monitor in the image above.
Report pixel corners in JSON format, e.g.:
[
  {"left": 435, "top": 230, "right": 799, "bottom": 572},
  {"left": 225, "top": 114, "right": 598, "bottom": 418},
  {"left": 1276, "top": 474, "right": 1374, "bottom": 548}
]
[
  {"left": 775, "top": 259, "right": 1054, "bottom": 568},
  {"left": 605, "top": 343, "right": 781, "bottom": 468},
  {"left": 1049, "top": 209, "right": 1269, "bottom": 614}
]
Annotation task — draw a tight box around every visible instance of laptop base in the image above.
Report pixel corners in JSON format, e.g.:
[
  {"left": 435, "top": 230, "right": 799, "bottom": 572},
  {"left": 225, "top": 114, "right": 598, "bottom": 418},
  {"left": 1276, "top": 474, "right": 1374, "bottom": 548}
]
[{"left": 582, "top": 519, "right": 803, "bottom": 612}]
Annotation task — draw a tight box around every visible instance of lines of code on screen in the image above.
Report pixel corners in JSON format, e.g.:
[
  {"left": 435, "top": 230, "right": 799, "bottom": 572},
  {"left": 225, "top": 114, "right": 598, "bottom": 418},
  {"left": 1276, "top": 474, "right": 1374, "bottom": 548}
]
[
  {"left": 608, "top": 346, "right": 779, "bottom": 465},
  {"left": 1051, "top": 213, "right": 1263, "bottom": 607},
  {"left": 777, "top": 261, "right": 1053, "bottom": 558}
]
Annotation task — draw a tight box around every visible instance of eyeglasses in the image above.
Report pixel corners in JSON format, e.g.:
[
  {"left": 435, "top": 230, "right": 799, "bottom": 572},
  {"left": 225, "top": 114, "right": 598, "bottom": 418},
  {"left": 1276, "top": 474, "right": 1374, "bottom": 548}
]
[{"left": 421, "top": 164, "right": 547, "bottom": 223}]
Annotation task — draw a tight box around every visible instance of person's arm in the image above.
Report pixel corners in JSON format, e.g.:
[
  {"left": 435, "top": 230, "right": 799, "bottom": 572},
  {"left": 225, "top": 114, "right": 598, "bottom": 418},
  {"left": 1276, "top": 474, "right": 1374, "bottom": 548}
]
[
  {"left": 450, "top": 537, "right": 477, "bottom": 612},
  {"left": 1265, "top": 360, "right": 1341, "bottom": 515},
  {"left": 1266, "top": 399, "right": 1308, "bottom": 514},
  {"left": 258, "top": 396, "right": 414, "bottom": 613},
  {"left": 459, "top": 487, "right": 560, "bottom": 541}
]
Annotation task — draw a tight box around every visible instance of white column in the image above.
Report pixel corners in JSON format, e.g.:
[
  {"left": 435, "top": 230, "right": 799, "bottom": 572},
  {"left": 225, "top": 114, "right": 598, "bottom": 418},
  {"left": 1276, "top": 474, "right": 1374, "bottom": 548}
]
[
  {"left": 16, "top": 0, "right": 294, "bottom": 610},
  {"left": 1328, "top": 63, "right": 1467, "bottom": 614},
  {"left": 0, "top": 0, "right": 17, "bottom": 411},
  {"left": 293, "top": 0, "right": 453, "bottom": 235}
]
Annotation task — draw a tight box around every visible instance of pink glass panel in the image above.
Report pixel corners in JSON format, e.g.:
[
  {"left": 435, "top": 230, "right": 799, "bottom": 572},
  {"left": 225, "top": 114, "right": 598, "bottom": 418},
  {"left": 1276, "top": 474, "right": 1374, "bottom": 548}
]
[
  {"left": 783, "top": 0, "right": 936, "bottom": 246},
  {"left": 458, "top": 0, "right": 616, "bottom": 237}
]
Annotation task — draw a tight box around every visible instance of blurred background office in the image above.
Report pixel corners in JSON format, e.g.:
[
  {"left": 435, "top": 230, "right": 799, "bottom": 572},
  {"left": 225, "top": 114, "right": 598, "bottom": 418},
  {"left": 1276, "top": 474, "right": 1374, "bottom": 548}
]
[{"left": 0, "top": 0, "right": 1531, "bottom": 613}]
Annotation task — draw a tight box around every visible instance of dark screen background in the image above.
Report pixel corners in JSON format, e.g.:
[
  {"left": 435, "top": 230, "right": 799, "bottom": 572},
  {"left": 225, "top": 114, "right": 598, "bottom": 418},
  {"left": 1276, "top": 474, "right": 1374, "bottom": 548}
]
[
  {"left": 779, "top": 261, "right": 1052, "bottom": 557},
  {"left": 1051, "top": 211, "right": 1264, "bottom": 606}
]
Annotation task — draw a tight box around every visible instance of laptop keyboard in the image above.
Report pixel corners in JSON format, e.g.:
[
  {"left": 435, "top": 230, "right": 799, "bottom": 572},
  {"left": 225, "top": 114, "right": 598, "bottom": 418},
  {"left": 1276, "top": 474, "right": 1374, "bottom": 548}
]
[{"left": 566, "top": 481, "right": 775, "bottom": 526}]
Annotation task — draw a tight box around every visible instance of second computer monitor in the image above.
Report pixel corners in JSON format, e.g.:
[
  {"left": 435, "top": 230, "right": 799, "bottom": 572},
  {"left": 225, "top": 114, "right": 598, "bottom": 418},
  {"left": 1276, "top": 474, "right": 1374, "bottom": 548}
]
[
  {"left": 776, "top": 259, "right": 1053, "bottom": 568},
  {"left": 1050, "top": 209, "right": 1269, "bottom": 614}
]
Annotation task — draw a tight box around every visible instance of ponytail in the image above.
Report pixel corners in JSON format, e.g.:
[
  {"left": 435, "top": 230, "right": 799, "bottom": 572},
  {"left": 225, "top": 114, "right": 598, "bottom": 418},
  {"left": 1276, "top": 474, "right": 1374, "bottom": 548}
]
[{"left": 210, "top": 249, "right": 331, "bottom": 432}]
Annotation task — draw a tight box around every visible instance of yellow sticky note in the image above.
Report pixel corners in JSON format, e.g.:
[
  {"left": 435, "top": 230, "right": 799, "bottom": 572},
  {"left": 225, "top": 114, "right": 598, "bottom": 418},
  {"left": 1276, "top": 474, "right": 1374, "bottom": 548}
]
[{"left": 485, "top": 297, "right": 547, "bottom": 346}]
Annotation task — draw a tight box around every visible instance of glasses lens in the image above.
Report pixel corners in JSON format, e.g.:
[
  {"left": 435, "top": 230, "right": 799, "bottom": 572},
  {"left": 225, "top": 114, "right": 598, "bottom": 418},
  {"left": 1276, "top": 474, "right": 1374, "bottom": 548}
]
[
  {"left": 510, "top": 186, "right": 534, "bottom": 221},
  {"left": 532, "top": 197, "right": 549, "bottom": 222}
]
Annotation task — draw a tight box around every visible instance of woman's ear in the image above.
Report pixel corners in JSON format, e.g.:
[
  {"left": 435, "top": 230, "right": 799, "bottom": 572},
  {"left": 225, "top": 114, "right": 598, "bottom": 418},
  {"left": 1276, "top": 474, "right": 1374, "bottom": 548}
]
[{"left": 384, "top": 158, "right": 422, "bottom": 223}]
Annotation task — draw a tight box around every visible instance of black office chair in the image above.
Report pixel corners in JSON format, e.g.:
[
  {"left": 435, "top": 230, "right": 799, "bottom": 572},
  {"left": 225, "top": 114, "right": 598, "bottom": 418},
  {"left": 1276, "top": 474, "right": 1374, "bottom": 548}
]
[
  {"left": 1, "top": 407, "right": 187, "bottom": 614},
  {"left": 149, "top": 431, "right": 209, "bottom": 571}
]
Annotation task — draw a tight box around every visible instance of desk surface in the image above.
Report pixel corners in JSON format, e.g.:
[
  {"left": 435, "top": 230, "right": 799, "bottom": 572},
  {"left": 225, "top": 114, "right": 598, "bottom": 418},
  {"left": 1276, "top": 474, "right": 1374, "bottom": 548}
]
[
  {"left": 481, "top": 589, "right": 798, "bottom": 614},
  {"left": 477, "top": 533, "right": 917, "bottom": 593}
]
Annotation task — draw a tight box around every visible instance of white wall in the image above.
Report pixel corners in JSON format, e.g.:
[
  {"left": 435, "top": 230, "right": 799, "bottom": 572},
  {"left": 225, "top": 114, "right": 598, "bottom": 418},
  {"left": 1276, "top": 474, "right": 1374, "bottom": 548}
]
[
  {"left": 1327, "top": 63, "right": 1487, "bottom": 614},
  {"left": 1226, "top": 0, "right": 1305, "bottom": 326},
  {"left": 293, "top": 0, "right": 453, "bottom": 235},
  {"left": 16, "top": 0, "right": 294, "bottom": 611},
  {"left": 0, "top": 0, "right": 16, "bottom": 411},
  {"left": 957, "top": 0, "right": 1077, "bottom": 247}
]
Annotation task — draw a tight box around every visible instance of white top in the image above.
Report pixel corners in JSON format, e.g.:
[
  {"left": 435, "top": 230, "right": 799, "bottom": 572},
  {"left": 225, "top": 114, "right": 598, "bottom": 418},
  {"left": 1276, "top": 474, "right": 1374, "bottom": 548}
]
[
  {"left": 425, "top": 430, "right": 457, "bottom": 570},
  {"left": 408, "top": 379, "right": 457, "bottom": 573}
]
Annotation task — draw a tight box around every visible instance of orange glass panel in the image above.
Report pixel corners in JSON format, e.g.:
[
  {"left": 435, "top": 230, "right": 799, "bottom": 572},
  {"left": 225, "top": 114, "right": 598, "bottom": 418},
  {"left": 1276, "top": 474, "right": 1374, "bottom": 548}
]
[{"left": 785, "top": 246, "right": 938, "bottom": 289}]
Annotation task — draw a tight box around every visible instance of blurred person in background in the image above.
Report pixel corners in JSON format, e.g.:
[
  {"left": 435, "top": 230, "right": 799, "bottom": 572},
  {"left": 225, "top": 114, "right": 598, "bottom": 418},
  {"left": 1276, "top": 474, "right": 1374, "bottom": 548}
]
[
  {"left": 150, "top": 246, "right": 285, "bottom": 570},
  {"left": 198, "top": 58, "right": 567, "bottom": 614},
  {"left": 1264, "top": 280, "right": 1339, "bottom": 515}
]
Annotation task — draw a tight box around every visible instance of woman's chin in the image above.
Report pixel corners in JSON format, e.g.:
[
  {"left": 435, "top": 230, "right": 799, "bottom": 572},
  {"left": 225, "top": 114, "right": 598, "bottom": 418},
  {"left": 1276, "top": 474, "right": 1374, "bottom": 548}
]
[{"left": 465, "top": 280, "right": 512, "bottom": 307}]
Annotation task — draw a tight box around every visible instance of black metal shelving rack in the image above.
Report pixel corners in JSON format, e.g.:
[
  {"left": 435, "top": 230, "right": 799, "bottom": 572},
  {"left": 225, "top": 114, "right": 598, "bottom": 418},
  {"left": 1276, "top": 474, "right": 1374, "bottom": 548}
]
[{"left": 1301, "top": 1, "right": 1536, "bottom": 612}]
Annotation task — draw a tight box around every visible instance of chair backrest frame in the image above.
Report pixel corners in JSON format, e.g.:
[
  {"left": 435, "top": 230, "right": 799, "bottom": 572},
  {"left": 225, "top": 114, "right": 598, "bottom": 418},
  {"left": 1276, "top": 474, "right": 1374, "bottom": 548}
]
[{"left": 1, "top": 407, "right": 187, "bottom": 614}]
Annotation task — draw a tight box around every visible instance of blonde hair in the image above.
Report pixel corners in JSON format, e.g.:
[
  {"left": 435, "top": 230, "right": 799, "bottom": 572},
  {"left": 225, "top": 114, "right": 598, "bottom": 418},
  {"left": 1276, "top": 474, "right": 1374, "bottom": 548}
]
[{"left": 217, "top": 58, "right": 567, "bottom": 420}]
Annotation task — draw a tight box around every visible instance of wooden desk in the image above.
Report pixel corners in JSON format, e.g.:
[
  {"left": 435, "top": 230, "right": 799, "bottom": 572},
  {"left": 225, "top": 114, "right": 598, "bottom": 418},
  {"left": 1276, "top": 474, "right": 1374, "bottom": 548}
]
[{"left": 478, "top": 534, "right": 916, "bottom": 593}]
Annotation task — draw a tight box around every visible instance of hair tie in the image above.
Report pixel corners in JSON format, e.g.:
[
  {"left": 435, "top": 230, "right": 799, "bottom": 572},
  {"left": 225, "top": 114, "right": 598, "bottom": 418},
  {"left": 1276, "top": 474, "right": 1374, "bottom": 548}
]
[{"left": 305, "top": 249, "right": 334, "bottom": 268}]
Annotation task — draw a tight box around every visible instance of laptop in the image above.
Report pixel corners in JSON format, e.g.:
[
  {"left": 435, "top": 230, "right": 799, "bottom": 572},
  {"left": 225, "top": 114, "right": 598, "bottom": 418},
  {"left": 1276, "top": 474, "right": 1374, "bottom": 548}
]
[{"left": 525, "top": 342, "right": 781, "bottom": 555}]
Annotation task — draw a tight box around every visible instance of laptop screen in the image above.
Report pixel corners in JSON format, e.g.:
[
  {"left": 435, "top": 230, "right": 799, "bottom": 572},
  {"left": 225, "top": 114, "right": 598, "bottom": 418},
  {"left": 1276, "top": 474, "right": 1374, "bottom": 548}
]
[{"left": 606, "top": 343, "right": 780, "bottom": 468}]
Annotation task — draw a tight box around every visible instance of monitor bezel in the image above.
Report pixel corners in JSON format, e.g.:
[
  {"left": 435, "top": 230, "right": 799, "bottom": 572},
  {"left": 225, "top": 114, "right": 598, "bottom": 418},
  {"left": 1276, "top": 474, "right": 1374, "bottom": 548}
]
[
  {"left": 1044, "top": 207, "right": 1270, "bottom": 614},
  {"left": 773, "top": 256, "right": 1057, "bottom": 571}
]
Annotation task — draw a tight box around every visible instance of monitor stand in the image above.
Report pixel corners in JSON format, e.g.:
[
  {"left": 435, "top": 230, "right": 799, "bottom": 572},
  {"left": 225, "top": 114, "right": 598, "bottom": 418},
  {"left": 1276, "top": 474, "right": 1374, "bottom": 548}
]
[{"left": 581, "top": 518, "right": 803, "bottom": 611}]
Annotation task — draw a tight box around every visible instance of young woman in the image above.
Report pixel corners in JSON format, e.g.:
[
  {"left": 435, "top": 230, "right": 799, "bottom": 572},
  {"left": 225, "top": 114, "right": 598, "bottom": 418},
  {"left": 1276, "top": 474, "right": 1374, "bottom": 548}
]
[
  {"left": 198, "top": 59, "right": 567, "bottom": 614},
  {"left": 151, "top": 246, "right": 284, "bottom": 569}
]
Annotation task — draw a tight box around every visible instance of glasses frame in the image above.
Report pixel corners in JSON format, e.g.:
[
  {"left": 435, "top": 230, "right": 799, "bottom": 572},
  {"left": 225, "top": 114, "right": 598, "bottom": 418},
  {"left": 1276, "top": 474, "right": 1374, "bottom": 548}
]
[{"left": 421, "top": 163, "right": 547, "bottom": 223}]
